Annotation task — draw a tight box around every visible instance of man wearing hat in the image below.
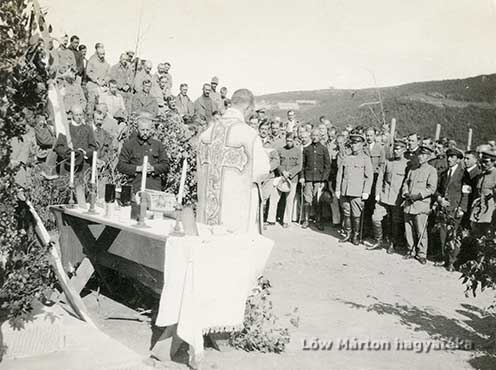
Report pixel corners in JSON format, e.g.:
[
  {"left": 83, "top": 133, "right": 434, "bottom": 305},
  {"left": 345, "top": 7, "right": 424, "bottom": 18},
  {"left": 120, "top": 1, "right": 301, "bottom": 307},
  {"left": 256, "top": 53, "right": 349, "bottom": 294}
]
[
  {"left": 434, "top": 147, "right": 468, "bottom": 271},
  {"left": 402, "top": 145, "right": 438, "bottom": 264},
  {"left": 367, "top": 139, "right": 408, "bottom": 253},
  {"left": 469, "top": 149, "right": 496, "bottom": 237},
  {"left": 266, "top": 133, "right": 302, "bottom": 228},
  {"left": 335, "top": 129, "right": 373, "bottom": 244},
  {"left": 210, "top": 76, "right": 224, "bottom": 114}
]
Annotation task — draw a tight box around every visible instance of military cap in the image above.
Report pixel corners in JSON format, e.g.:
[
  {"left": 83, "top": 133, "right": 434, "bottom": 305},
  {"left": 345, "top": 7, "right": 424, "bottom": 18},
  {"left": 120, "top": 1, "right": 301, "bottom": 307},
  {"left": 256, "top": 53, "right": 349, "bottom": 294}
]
[
  {"left": 445, "top": 147, "right": 464, "bottom": 158},
  {"left": 393, "top": 139, "right": 407, "bottom": 149},
  {"left": 349, "top": 127, "right": 365, "bottom": 142},
  {"left": 418, "top": 145, "right": 434, "bottom": 155},
  {"left": 211, "top": 76, "right": 219, "bottom": 84},
  {"left": 480, "top": 149, "right": 496, "bottom": 160},
  {"left": 256, "top": 108, "right": 266, "bottom": 113}
]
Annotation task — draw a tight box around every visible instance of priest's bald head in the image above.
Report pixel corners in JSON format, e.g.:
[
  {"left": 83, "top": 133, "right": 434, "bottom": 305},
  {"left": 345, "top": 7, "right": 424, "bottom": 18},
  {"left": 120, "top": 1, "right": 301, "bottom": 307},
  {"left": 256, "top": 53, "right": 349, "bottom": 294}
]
[{"left": 231, "top": 89, "right": 255, "bottom": 122}]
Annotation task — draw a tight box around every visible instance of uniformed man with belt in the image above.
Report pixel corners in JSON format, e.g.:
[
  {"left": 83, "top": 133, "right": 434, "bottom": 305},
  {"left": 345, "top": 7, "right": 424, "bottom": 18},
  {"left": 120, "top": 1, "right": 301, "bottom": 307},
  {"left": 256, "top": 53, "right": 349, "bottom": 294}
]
[
  {"left": 402, "top": 145, "right": 438, "bottom": 264},
  {"left": 367, "top": 139, "right": 408, "bottom": 253},
  {"left": 469, "top": 149, "right": 496, "bottom": 238},
  {"left": 335, "top": 129, "right": 373, "bottom": 245}
]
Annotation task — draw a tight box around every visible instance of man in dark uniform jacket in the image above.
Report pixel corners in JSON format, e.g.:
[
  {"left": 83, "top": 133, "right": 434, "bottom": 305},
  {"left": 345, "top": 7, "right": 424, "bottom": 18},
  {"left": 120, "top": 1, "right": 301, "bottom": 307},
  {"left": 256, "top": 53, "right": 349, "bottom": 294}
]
[
  {"left": 461, "top": 150, "right": 482, "bottom": 228},
  {"left": 434, "top": 147, "right": 468, "bottom": 271},
  {"left": 301, "top": 128, "right": 331, "bottom": 229},
  {"left": 117, "top": 113, "right": 169, "bottom": 193}
]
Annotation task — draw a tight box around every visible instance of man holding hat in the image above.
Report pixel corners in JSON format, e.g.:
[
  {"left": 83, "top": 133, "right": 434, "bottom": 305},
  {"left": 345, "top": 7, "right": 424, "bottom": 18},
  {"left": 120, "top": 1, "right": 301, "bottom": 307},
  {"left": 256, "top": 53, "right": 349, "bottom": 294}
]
[
  {"left": 435, "top": 147, "right": 468, "bottom": 271},
  {"left": 469, "top": 149, "right": 496, "bottom": 237},
  {"left": 367, "top": 139, "right": 408, "bottom": 253},
  {"left": 402, "top": 145, "right": 438, "bottom": 264},
  {"left": 335, "top": 129, "right": 373, "bottom": 245}
]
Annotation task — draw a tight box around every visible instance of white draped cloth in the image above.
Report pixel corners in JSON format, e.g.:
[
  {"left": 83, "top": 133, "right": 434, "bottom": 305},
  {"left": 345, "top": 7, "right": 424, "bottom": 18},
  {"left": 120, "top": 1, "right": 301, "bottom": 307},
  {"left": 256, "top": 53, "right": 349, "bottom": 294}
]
[{"left": 155, "top": 227, "right": 273, "bottom": 356}]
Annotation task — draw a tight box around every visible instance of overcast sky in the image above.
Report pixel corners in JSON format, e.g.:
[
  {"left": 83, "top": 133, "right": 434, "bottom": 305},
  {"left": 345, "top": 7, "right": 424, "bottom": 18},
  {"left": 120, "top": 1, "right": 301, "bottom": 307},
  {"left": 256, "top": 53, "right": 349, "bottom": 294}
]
[{"left": 41, "top": 0, "right": 496, "bottom": 97}]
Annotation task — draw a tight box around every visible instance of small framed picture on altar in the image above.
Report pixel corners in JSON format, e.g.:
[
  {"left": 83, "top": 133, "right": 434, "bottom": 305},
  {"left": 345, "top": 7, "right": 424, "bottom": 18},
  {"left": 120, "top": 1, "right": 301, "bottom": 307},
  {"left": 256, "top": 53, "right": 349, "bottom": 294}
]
[{"left": 145, "top": 190, "right": 176, "bottom": 215}]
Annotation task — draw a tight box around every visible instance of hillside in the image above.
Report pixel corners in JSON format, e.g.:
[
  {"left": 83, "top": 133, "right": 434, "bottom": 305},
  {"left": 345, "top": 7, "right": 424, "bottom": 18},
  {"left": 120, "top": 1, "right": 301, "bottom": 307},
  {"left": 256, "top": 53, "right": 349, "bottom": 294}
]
[{"left": 257, "top": 74, "right": 496, "bottom": 147}]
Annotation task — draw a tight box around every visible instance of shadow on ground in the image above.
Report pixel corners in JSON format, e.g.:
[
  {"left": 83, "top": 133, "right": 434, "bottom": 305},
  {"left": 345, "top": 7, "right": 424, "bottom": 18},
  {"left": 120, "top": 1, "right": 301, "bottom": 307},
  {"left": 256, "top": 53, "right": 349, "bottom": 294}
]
[{"left": 335, "top": 297, "right": 496, "bottom": 369}]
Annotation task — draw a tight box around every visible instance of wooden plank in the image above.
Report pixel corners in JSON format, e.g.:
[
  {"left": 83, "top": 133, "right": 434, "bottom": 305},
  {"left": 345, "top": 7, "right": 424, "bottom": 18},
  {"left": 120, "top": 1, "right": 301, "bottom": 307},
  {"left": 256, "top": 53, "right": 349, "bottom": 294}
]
[{"left": 70, "top": 257, "right": 95, "bottom": 294}]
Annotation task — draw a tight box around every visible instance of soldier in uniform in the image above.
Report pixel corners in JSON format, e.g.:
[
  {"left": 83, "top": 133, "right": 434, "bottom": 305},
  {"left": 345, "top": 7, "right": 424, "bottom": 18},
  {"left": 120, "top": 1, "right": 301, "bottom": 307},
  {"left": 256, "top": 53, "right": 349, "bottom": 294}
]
[
  {"left": 429, "top": 139, "right": 448, "bottom": 175},
  {"left": 434, "top": 147, "right": 468, "bottom": 271},
  {"left": 367, "top": 140, "right": 408, "bottom": 253},
  {"left": 461, "top": 150, "right": 482, "bottom": 228},
  {"left": 335, "top": 130, "right": 373, "bottom": 245},
  {"left": 402, "top": 145, "right": 438, "bottom": 264},
  {"left": 469, "top": 149, "right": 496, "bottom": 238}
]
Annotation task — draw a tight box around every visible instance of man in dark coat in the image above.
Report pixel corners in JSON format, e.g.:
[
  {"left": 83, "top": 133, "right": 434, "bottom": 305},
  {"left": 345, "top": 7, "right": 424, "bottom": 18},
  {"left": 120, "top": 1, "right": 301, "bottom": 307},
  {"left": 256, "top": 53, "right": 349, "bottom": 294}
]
[
  {"left": 434, "top": 147, "right": 468, "bottom": 271},
  {"left": 117, "top": 113, "right": 169, "bottom": 193},
  {"left": 301, "top": 128, "right": 331, "bottom": 229},
  {"left": 461, "top": 150, "right": 482, "bottom": 228}
]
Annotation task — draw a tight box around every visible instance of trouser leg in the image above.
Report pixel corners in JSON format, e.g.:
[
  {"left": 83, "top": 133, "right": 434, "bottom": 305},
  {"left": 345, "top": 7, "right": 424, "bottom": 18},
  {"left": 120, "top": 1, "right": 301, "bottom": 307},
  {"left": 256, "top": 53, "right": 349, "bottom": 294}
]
[
  {"left": 415, "top": 213, "right": 429, "bottom": 259},
  {"left": 339, "top": 197, "right": 352, "bottom": 242},
  {"left": 283, "top": 181, "right": 297, "bottom": 224},
  {"left": 447, "top": 217, "right": 462, "bottom": 267},
  {"left": 267, "top": 185, "right": 281, "bottom": 223},
  {"left": 404, "top": 213, "right": 416, "bottom": 254},
  {"left": 330, "top": 195, "right": 341, "bottom": 225}
]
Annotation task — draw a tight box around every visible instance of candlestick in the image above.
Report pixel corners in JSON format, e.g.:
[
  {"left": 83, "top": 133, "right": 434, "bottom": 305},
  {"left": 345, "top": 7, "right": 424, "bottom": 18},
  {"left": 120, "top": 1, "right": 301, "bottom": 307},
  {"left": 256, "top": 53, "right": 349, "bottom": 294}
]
[
  {"left": 141, "top": 155, "right": 148, "bottom": 192},
  {"left": 91, "top": 151, "right": 97, "bottom": 184},
  {"left": 434, "top": 124, "right": 441, "bottom": 141},
  {"left": 177, "top": 157, "right": 188, "bottom": 205},
  {"left": 133, "top": 191, "right": 150, "bottom": 228},
  {"left": 467, "top": 128, "right": 473, "bottom": 151},
  {"left": 69, "top": 151, "right": 75, "bottom": 187},
  {"left": 86, "top": 182, "right": 97, "bottom": 214}
]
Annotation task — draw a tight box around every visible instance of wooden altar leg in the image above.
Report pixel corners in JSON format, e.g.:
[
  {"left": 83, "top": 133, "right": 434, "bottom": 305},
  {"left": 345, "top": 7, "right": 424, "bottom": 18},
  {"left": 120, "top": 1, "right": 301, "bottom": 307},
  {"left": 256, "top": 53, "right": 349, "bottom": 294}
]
[
  {"left": 70, "top": 257, "right": 95, "bottom": 294},
  {"left": 150, "top": 324, "right": 184, "bottom": 361}
]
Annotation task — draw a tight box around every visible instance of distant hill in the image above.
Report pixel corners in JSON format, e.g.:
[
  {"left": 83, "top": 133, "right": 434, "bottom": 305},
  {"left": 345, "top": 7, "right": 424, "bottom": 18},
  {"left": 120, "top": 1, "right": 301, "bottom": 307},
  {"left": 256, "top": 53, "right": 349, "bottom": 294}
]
[{"left": 257, "top": 74, "right": 496, "bottom": 147}]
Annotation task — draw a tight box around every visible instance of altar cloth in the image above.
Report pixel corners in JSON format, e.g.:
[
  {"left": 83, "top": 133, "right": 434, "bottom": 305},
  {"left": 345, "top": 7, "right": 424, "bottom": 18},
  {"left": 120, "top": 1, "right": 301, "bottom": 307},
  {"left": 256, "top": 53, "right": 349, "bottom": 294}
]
[{"left": 155, "top": 231, "right": 274, "bottom": 355}]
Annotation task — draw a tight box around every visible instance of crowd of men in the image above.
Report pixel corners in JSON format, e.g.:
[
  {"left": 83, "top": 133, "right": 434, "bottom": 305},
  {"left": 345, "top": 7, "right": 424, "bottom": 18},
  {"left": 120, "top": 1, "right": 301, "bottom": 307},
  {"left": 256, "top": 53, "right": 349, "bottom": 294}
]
[
  {"left": 257, "top": 110, "right": 496, "bottom": 272},
  {"left": 15, "top": 33, "right": 496, "bottom": 273}
]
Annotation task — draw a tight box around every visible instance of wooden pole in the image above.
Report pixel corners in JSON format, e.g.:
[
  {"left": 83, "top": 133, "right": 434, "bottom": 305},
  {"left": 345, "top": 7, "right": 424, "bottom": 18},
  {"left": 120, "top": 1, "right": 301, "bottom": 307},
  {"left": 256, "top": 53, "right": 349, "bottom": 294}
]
[
  {"left": 434, "top": 124, "right": 441, "bottom": 141},
  {"left": 389, "top": 118, "right": 396, "bottom": 157},
  {"left": 467, "top": 128, "right": 473, "bottom": 151}
]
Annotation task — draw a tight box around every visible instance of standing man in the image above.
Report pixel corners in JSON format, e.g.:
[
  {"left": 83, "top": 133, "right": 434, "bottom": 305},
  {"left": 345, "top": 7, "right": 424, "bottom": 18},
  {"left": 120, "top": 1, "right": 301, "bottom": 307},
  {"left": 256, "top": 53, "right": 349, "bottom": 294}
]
[
  {"left": 210, "top": 76, "right": 224, "bottom": 113},
  {"left": 176, "top": 83, "right": 194, "bottom": 118},
  {"left": 220, "top": 87, "right": 228, "bottom": 108},
  {"left": 285, "top": 110, "right": 299, "bottom": 134},
  {"left": 194, "top": 83, "right": 214, "bottom": 125},
  {"left": 153, "top": 63, "right": 173, "bottom": 97},
  {"left": 402, "top": 145, "right": 438, "bottom": 264},
  {"left": 430, "top": 139, "right": 448, "bottom": 175},
  {"left": 461, "top": 150, "right": 482, "bottom": 228},
  {"left": 301, "top": 129, "right": 331, "bottom": 229},
  {"left": 405, "top": 133, "right": 421, "bottom": 169},
  {"left": 56, "top": 33, "right": 76, "bottom": 75},
  {"left": 335, "top": 130, "right": 373, "bottom": 245},
  {"left": 131, "top": 79, "right": 159, "bottom": 116},
  {"left": 68, "top": 35, "right": 84, "bottom": 82},
  {"left": 435, "top": 147, "right": 468, "bottom": 271},
  {"left": 134, "top": 60, "right": 153, "bottom": 92},
  {"left": 469, "top": 149, "right": 496, "bottom": 238},
  {"left": 86, "top": 43, "right": 110, "bottom": 114},
  {"left": 109, "top": 53, "right": 133, "bottom": 92},
  {"left": 266, "top": 133, "right": 302, "bottom": 228},
  {"left": 117, "top": 113, "right": 169, "bottom": 193},
  {"left": 196, "top": 88, "right": 270, "bottom": 233},
  {"left": 269, "top": 119, "right": 285, "bottom": 149},
  {"left": 368, "top": 140, "right": 408, "bottom": 253}
]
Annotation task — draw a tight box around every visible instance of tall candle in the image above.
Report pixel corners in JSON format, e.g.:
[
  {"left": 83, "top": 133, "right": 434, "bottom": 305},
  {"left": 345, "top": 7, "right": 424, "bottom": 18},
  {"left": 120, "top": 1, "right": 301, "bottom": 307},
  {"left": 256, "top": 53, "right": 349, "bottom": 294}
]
[
  {"left": 90, "top": 151, "right": 97, "bottom": 184},
  {"left": 390, "top": 118, "right": 396, "bottom": 141},
  {"left": 467, "top": 128, "right": 473, "bottom": 151},
  {"left": 177, "top": 157, "right": 188, "bottom": 205},
  {"left": 69, "top": 151, "right": 75, "bottom": 187},
  {"left": 434, "top": 124, "right": 441, "bottom": 141},
  {"left": 141, "top": 155, "right": 148, "bottom": 192}
]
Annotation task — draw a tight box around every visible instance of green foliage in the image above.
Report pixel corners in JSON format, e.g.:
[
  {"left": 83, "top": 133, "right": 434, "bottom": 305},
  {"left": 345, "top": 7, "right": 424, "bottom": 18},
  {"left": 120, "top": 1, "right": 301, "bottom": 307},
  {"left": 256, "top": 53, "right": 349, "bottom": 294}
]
[
  {"left": 228, "top": 278, "right": 295, "bottom": 353},
  {"left": 0, "top": 0, "right": 55, "bottom": 322}
]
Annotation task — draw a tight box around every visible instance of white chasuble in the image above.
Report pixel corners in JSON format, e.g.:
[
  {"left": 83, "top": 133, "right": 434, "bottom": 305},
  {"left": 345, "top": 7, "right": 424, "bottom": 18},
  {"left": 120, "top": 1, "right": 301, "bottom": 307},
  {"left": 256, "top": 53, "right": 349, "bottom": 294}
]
[{"left": 197, "top": 108, "right": 269, "bottom": 233}]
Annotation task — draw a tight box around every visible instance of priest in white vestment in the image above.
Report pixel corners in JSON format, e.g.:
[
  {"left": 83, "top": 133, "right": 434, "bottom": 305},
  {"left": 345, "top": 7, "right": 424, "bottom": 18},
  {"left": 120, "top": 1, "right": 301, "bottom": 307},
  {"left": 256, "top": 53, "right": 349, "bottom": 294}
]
[{"left": 197, "top": 88, "right": 270, "bottom": 233}]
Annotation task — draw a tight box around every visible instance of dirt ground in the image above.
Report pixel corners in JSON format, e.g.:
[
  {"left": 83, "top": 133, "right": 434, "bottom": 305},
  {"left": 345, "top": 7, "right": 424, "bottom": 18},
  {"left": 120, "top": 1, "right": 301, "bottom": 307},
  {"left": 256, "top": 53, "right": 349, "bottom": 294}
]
[{"left": 84, "top": 223, "right": 496, "bottom": 370}]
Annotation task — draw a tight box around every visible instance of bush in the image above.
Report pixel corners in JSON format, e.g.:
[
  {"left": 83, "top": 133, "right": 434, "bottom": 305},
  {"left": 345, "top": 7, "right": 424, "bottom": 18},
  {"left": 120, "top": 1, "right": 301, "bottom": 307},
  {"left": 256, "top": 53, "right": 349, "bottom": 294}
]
[{"left": 228, "top": 278, "right": 295, "bottom": 353}]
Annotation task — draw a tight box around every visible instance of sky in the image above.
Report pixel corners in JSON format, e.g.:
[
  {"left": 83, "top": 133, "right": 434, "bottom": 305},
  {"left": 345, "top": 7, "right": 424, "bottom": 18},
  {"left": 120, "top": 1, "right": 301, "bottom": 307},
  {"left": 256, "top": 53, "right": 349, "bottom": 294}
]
[{"left": 41, "top": 0, "right": 496, "bottom": 97}]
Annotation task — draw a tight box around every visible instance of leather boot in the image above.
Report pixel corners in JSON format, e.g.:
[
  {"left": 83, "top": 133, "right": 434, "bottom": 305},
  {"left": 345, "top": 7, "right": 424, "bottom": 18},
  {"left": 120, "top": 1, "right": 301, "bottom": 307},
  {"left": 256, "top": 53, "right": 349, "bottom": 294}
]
[
  {"left": 367, "top": 220, "right": 383, "bottom": 250},
  {"left": 338, "top": 216, "right": 352, "bottom": 242},
  {"left": 352, "top": 217, "right": 361, "bottom": 245},
  {"left": 302, "top": 204, "right": 310, "bottom": 229}
]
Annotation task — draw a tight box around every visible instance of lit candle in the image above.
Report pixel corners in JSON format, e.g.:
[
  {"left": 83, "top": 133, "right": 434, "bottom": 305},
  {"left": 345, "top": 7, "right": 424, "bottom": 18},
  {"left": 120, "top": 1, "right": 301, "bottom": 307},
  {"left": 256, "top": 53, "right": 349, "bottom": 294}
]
[
  {"left": 467, "top": 128, "right": 473, "bottom": 151},
  {"left": 141, "top": 155, "right": 148, "bottom": 192},
  {"left": 69, "top": 151, "right": 75, "bottom": 187},
  {"left": 90, "top": 151, "right": 97, "bottom": 184},
  {"left": 177, "top": 157, "right": 188, "bottom": 205}
]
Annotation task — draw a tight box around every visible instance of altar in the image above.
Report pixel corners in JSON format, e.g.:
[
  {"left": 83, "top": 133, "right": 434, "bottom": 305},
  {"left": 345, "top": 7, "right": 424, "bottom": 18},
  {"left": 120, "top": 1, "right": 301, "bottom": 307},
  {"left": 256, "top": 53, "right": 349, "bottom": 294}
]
[{"left": 50, "top": 203, "right": 274, "bottom": 360}]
